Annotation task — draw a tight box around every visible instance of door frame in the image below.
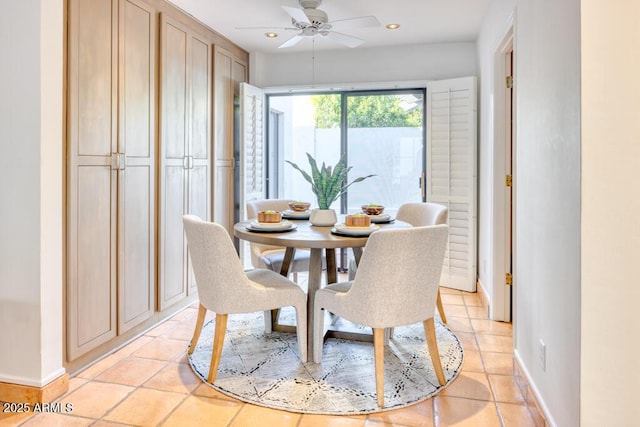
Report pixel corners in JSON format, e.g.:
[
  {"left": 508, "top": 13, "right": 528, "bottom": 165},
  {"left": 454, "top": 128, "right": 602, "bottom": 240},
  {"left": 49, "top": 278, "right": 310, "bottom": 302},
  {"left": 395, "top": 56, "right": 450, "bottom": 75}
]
[{"left": 491, "top": 22, "right": 515, "bottom": 322}]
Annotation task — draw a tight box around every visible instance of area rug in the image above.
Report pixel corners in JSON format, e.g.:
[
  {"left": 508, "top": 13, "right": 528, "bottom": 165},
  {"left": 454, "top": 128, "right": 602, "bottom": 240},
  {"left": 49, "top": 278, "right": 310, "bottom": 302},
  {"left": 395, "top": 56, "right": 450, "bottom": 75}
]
[{"left": 187, "top": 308, "right": 463, "bottom": 415}]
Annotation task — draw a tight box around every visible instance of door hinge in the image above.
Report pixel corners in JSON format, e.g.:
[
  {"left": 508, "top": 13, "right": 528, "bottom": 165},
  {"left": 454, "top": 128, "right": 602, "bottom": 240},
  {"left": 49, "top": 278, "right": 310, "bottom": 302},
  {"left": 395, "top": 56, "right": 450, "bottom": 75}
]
[
  {"left": 506, "top": 272, "right": 513, "bottom": 286},
  {"left": 506, "top": 174, "right": 512, "bottom": 187},
  {"left": 506, "top": 75, "right": 513, "bottom": 89}
]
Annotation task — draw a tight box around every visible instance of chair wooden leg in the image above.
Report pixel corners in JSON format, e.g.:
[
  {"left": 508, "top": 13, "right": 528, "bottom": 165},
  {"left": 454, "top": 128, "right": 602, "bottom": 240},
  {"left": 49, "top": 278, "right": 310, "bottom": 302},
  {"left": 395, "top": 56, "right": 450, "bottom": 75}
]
[
  {"left": 436, "top": 288, "right": 447, "bottom": 324},
  {"left": 423, "top": 317, "right": 446, "bottom": 386},
  {"left": 208, "top": 313, "right": 228, "bottom": 383},
  {"left": 373, "top": 328, "right": 385, "bottom": 408},
  {"left": 188, "top": 304, "right": 207, "bottom": 355}
]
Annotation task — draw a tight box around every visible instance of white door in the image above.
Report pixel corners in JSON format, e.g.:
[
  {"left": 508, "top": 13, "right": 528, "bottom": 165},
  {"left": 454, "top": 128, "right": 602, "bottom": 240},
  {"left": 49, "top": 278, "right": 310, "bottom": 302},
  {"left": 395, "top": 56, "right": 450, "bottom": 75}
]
[
  {"left": 426, "top": 77, "right": 477, "bottom": 292},
  {"left": 239, "top": 82, "right": 267, "bottom": 221}
]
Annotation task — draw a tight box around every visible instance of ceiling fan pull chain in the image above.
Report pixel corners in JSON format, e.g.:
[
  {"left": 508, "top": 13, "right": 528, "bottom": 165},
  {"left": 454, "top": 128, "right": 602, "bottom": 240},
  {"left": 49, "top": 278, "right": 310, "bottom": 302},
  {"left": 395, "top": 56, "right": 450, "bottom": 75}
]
[{"left": 312, "top": 37, "right": 316, "bottom": 88}]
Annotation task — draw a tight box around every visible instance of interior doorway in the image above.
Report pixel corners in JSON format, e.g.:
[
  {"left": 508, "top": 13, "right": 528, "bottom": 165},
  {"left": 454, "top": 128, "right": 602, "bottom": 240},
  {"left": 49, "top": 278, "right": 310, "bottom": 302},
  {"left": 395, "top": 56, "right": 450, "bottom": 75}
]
[{"left": 491, "top": 25, "right": 515, "bottom": 322}]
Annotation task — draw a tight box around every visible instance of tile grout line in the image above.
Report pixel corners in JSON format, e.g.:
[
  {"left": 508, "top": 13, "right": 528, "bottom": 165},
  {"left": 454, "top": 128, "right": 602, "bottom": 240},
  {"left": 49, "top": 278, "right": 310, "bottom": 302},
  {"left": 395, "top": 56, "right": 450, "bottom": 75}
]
[{"left": 12, "top": 287, "right": 532, "bottom": 426}]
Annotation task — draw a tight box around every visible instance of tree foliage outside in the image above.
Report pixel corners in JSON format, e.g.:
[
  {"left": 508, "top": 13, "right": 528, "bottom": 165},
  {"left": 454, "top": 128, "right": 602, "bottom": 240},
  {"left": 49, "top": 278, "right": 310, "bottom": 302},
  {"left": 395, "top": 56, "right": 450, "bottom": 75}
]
[{"left": 311, "top": 94, "right": 422, "bottom": 129}]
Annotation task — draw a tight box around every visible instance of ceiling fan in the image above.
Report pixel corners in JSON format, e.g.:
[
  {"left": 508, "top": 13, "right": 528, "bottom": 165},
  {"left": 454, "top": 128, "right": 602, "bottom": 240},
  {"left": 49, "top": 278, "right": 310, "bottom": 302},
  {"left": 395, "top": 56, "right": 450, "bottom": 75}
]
[{"left": 238, "top": 0, "right": 381, "bottom": 49}]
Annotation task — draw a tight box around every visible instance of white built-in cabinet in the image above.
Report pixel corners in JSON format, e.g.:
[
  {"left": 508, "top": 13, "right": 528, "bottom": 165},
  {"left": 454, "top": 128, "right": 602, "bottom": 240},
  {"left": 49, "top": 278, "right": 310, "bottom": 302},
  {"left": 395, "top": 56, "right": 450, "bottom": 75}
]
[
  {"left": 213, "top": 46, "right": 247, "bottom": 236},
  {"left": 158, "top": 14, "right": 211, "bottom": 309},
  {"left": 67, "top": 0, "right": 156, "bottom": 360}
]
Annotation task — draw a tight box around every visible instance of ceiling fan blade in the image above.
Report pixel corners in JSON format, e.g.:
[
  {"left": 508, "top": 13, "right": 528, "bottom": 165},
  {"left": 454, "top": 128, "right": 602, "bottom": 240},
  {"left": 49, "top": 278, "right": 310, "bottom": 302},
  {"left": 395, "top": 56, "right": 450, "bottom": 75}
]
[
  {"left": 278, "top": 34, "right": 305, "bottom": 48},
  {"left": 324, "top": 31, "right": 364, "bottom": 48},
  {"left": 235, "top": 26, "right": 298, "bottom": 31},
  {"left": 327, "top": 15, "right": 380, "bottom": 31},
  {"left": 281, "top": 6, "right": 310, "bottom": 25}
]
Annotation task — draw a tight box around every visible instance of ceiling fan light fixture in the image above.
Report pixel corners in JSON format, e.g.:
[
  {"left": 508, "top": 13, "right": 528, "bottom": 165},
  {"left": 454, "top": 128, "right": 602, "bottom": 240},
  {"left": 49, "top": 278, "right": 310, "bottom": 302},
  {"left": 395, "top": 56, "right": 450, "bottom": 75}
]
[
  {"left": 386, "top": 23, "right": 400, "bottom": 30},
  {"left": 262, "top": 0, "right": 380, "bottom": 49}
]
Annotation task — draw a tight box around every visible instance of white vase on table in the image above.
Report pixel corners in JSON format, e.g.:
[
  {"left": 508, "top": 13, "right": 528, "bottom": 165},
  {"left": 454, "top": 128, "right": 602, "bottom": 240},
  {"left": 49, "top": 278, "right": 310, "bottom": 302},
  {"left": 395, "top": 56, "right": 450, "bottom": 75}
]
[{"left": 309, "top": 208, "right": 337, "bottom": 226}]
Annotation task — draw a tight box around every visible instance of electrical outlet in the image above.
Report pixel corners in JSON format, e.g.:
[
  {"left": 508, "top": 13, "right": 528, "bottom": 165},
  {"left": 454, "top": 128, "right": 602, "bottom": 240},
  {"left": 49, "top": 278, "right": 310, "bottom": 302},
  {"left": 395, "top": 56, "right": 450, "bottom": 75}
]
[{"left": 538, "top": 339, "right": 546, "bottom": 372}]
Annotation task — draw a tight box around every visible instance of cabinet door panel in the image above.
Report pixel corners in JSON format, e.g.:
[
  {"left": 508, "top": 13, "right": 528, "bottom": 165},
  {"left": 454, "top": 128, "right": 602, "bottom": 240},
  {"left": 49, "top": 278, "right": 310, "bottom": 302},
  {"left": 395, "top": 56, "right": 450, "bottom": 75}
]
[
  {"left": 189, "top": 166, "right": 209, "bottom": 220},
  {"left": 161, "top": 166, "right": 187, "bottom": 306},
  {"left": 74, "top": 166, "right": 117, "bottom": 353},
  {"left": 67, "top": 0, "right": 118, "bottom": 361},
  {"left": 163, "top": 20, "right": 188, "bottom": 160},
  {"left": 214, "top": 164, "right": 234, "bottom": 234},
  {"left": 213, "top": 46, "right": 246, "bottom": 234},
  {"left": 187, "top": 34, "right": 211, "bottom": 295},
  {"left": 76, "top": 0, "right": 115, "bottom": 157},
  {"left": 213, "top": 47, "right": 232, "bottom": 160},
  {"left": 190, "top": 35, "right": 210, "bottom": 161},
  {"left": 232, "top": 60, "right": 247, "bottom": 96},
  {"left": 121, "top": 0, "right": 153, "bottom": 158},
  {"left": 188, "top": 165, "right": 209, "bottom": 294},
  {"left": 118, "top": 0, "right": 156, "bottom": 332},
  {"left": 159, "top": 14, "right": 190, "bottom": 309},
  {"left": 120, "top": 166, "right": 154, "bottom": 326}
]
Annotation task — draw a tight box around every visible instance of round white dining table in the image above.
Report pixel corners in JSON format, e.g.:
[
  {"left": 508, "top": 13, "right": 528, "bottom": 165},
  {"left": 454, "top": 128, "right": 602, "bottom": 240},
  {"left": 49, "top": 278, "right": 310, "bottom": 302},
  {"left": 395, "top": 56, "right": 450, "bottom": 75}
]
[{"left": 234, "top": 216, "right": 410, "bottom": 362}]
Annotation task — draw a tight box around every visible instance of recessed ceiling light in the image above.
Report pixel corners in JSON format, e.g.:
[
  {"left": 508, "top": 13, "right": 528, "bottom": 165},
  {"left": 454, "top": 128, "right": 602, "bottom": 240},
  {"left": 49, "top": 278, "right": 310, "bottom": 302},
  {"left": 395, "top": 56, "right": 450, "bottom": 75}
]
[
  {"left": 386, "top": 24, "right": 400, "bottom": 30},
  {"left": 265, "top": 32, "right": 278, "bottom": 38}
]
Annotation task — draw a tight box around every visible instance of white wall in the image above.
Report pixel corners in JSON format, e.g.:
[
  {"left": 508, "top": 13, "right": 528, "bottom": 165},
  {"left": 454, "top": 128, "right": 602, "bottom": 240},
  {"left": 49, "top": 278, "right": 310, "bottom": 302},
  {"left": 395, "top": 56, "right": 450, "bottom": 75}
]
[
  {"left": 252, "top": 42, "right": 477, "bottom": 87},
  {"left": 40, "top": 0, "right": 65, "bottom": 383},
  {"left": 0, "top": 0, "right": 65, "bottom": 386},
  {"left": 476, "top": 0, "right": 515, "bottom": 321},
  {"left": 514, "top": 0, "right": 581, "bottom": 425},
  {"left": 581, "top": 2, "right": 640, "bottom": 425}
]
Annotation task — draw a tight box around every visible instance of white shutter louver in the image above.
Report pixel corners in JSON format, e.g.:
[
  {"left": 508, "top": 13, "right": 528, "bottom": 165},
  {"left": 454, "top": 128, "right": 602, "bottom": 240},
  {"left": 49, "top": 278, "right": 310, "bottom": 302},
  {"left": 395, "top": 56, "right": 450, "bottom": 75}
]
[
  {"left": 239, "top": 82, "right": 266, "bottom": 220},
  {"left": 427, "top": 77, "right": 477, "bottom": 292}
]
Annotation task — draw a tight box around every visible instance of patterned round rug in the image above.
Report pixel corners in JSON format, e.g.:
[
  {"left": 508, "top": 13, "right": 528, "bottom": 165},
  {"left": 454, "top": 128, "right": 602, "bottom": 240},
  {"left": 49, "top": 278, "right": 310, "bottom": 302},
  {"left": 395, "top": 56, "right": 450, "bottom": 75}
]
[{"left": 187, "top": 309, "right": 463, "bottom": 415}]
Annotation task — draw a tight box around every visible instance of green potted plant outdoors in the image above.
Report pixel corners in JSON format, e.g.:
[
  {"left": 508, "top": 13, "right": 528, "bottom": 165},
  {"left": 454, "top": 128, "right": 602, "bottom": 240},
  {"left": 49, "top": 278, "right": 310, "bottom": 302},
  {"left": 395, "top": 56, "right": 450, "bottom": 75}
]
[{"left": 286, "top": 153, "right": 375, "bottom": 226}]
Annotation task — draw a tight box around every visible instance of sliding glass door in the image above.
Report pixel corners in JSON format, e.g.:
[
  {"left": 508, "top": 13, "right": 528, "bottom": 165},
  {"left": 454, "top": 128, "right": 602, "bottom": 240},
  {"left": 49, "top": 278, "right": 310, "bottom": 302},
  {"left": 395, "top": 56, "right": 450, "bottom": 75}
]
[
  {"left": 343, "top": 90, "right": 425, "bottom": 216},
  {"left": 267, "top": 89, "right": 425, "bottom": 216}
]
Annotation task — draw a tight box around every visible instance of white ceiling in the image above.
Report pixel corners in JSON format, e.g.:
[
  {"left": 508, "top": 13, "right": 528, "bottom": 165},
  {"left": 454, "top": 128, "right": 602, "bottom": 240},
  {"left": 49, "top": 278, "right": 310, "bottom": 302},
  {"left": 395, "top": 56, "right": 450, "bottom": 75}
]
[{"left": 167, "top": 0, "right": 493, "bottom": 54}]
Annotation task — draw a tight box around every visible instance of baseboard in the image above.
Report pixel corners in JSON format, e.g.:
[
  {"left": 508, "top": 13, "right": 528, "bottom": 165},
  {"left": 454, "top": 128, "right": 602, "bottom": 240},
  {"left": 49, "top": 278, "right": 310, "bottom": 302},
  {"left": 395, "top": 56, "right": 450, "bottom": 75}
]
[
  {"left": 476, "top": 278, "right": 490, "bottom": 310},
  {"left": 513, "top": 351, "right": 555, "bottom": 427},
  {"left": 0, "top": 373, "right": 69, "bottom": 404}
]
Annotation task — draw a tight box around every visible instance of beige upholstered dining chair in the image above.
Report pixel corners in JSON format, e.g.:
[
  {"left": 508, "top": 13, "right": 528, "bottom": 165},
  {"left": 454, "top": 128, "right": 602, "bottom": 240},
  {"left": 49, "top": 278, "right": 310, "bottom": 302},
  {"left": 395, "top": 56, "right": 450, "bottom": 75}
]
[
  {"left": 395, "top": 202, "right": 449, "bottom": 323},
  {"left": 348, "top": 202, "right": 449, "bottom": 323},
  {"left": 246, "top": 199, "right": 314, "bottom": 280},
  {"left": 313, "top": 225, "right": 450, "bottom": 408},
  {"left": 183, "top": 215, "right": 307, "bottom": 382},
  {"left": 396, "top": 202, "right": 448, "bottom": 229}
]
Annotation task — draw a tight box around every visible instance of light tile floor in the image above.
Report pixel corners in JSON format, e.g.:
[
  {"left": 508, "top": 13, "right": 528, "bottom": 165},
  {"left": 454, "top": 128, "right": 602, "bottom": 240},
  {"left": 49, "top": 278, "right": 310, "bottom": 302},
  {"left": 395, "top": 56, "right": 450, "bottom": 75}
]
[{"left": 1, "top": 283, "right": 541, "bottom": 427}]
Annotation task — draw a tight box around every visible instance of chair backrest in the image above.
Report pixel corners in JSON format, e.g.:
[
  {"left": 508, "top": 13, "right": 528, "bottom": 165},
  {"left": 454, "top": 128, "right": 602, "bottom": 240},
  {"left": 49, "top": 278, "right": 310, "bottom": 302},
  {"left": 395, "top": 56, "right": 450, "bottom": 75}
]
[
  {"left": 246, "top": 199, "right": 296, "bottom": 260},
  {"left": 183, "top": 215, "right": 253, "bottom": 313},
  {"left": 347, "top": 224, "right": 449, "bottom": 328},
  {"left": 396, "top": 202, "right": 448, "bottom": 227},
  {"left": 246, "top": 199, "right": 296, "bottom": 219}
]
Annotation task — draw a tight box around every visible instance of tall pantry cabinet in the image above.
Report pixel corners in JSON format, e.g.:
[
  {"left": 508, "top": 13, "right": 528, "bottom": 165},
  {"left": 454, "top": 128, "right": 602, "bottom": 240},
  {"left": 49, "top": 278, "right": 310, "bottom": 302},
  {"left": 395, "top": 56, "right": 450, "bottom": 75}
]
[
  {"left": 158, "top": 14, "right": 211, "bottom": 309},
  {"left": 66, "top": 0, "right": 249, "bottom": 365},
  {"left": 213, "top": 46, "right": 247, "bottom": 235},
  {"left": 67, "top": 0, "right": 156, "bottom": 360}
]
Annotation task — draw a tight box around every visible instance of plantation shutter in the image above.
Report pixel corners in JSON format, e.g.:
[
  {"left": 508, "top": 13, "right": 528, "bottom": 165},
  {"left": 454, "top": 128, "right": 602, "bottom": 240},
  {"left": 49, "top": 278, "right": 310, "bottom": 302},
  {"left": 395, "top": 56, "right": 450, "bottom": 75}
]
[
  {"left": 239, "top": 82, "right": 266, "bottom": 221},
  {"left": 426, "top": 77, "right": 477, "bottom": 292}
]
